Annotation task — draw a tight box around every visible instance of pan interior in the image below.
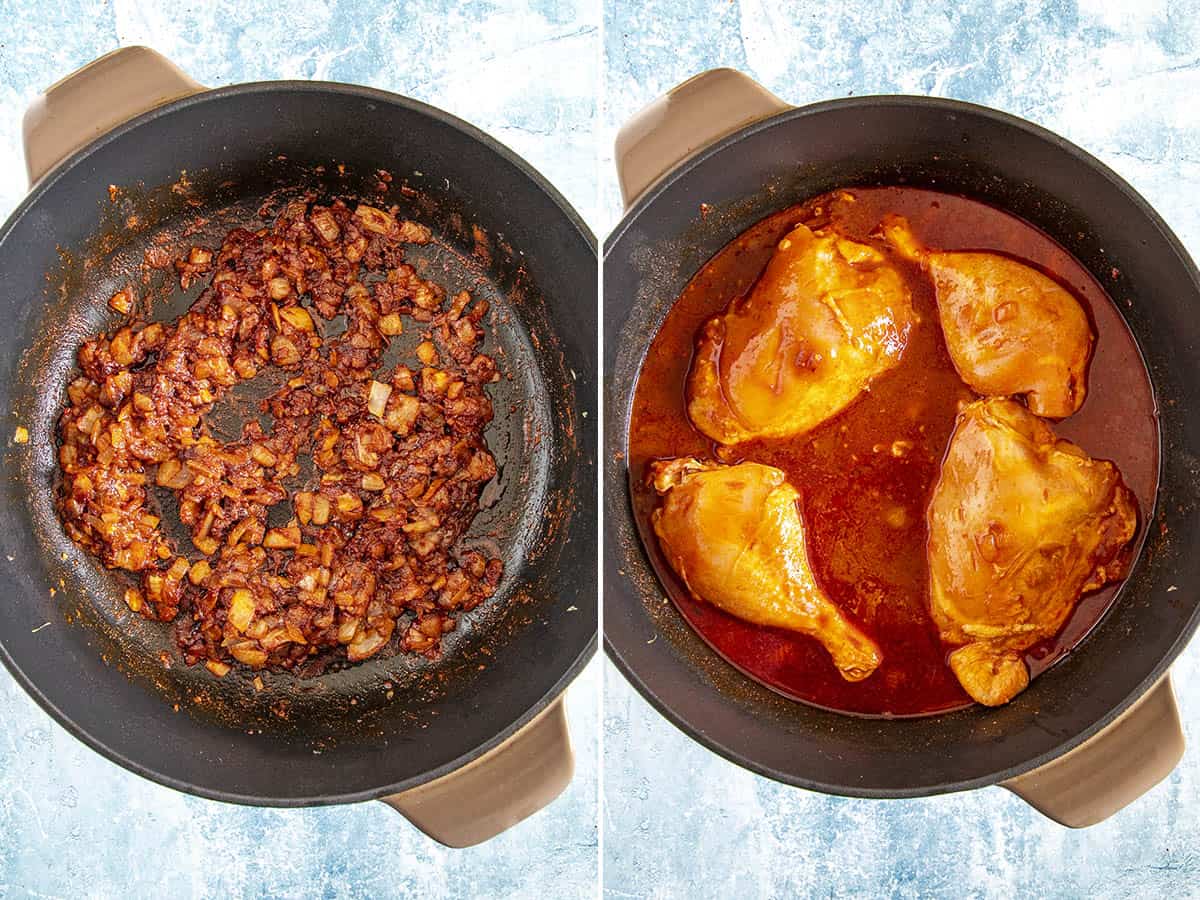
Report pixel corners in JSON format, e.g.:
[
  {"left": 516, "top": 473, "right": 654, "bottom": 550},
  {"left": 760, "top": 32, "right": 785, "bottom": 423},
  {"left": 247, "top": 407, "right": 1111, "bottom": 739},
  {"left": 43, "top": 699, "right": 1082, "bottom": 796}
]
[
  {"left": 0, "top": 85, "right": 596, "bottom": 803},
  {"left": 25, "top": 160, "right": 552, "bottom": 727}
]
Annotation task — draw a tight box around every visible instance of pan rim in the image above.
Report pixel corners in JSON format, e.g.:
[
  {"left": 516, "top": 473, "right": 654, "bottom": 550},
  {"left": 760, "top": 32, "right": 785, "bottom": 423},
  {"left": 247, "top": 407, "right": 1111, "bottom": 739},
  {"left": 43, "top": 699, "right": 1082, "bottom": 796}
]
[
  {"left": 22, "top": 78, "right": 598, "bottom": 251},
  {"left": 602, "top": 92, "right": 1200, "bottom": 798},
  {"left": 0, "top": 79, "right": 597, "bottom": 806}
]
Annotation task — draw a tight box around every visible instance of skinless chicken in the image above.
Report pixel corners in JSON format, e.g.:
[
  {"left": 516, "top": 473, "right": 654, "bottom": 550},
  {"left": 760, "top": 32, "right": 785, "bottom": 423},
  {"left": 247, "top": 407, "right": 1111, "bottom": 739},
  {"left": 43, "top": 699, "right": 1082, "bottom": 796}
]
[
  {"left": 927, "top": 398, "right": 1137, "bottom": 706},
  {"left": 883, "top": 216, "right": 1093, "bottom": 418},
  {"left": 686, "top": 223, "right": 915, "bottom": 445},
  {"left": 649, "top": 457, "right": 882, "bottom": 682}
]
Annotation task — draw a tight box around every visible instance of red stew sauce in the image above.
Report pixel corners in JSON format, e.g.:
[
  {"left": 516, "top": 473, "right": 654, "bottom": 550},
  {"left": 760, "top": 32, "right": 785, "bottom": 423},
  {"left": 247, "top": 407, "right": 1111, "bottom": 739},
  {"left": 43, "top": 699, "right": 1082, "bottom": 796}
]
[{"left": 627, "top": 187, "right": 1159, "bottom": 717}]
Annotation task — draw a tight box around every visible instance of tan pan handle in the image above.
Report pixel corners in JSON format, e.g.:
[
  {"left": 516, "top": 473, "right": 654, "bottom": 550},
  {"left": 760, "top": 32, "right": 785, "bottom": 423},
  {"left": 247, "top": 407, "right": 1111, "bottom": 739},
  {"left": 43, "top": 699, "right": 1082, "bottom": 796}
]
[
  {"left": 1003, "top": 674, "right": 1183, "bottom": 827},
  {"left": 22, "top": 46, "right": 205, "bottom": 186},
  {"left": 381, "top": 696, "right": 574, "bottom": 847},
  {"left": 614, "top": 68, "right": 790, "bottom": 209}
]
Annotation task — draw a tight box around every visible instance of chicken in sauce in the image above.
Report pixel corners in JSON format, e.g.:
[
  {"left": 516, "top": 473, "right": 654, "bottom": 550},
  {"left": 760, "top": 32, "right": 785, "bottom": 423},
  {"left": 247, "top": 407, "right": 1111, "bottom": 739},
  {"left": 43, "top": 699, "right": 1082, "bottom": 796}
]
[
  {"left": 630, "top": 187, "right": 1154, "bottom": 716},
  {"left": 686, "top": 223, "right": 915, "bottom": 445},
  {"left": 928, "top": 398, "right": 1137, "bottom": 705},
  {"left": 884, "top": 215, "right": 1093, "bottom": 418},
  {"left": 650, "top": 457, "right": 881, "bottom": 682}
]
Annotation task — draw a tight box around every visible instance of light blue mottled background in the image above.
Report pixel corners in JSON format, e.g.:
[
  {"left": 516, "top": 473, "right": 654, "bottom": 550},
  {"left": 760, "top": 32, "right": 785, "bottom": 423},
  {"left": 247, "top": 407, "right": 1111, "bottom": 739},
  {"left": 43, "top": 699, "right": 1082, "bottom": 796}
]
[
  {"left": 0, "top": 2, "right": 599, "bottom": 898},
  {"left": 601, "top": 1, "right": 1200, "bottom": 898}
]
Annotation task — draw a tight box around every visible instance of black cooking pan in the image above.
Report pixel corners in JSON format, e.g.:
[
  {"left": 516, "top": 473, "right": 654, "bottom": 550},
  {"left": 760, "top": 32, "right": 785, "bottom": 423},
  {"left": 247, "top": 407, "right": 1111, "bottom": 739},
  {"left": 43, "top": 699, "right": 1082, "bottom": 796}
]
[
  {"left": 604, "top": 69, "right": 1200, "bottom": 826},
  {"left": 0, "top": 47, "right": 596, "bottom": 846}
]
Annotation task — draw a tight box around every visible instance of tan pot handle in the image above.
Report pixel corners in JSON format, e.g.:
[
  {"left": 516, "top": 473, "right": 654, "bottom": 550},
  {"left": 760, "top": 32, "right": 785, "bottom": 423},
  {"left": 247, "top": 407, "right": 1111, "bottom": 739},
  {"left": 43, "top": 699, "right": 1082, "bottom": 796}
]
[
  {"left": 1003, "top": 674, "right": 1183, "bottom": 827},
  {"left": 614, "top": 68, "right": 791, "bottom": 209},
  {"left": 22, "top": 45, "right": 206, "bottom": 186},
  {"left": 381, "top": 696, "right": 575, "bottom": 847}
]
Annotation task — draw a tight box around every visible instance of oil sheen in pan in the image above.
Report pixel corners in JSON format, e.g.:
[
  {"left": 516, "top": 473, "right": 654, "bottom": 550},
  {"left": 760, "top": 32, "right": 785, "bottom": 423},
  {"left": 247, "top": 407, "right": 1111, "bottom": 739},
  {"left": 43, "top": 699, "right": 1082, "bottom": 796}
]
[{"left": 627, "top": 187, "right": 1160, "bottom": 718}]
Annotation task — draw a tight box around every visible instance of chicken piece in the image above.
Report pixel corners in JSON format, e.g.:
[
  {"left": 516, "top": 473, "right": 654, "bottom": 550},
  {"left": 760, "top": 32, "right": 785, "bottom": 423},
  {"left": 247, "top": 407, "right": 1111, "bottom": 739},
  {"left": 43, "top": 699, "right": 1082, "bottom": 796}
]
[
  {"left": 883, "top": 216, "right": 1093, "bottom": 418},
  {"left": 927, "top": 398, "right": 1137, "bottom": 706},
  {"left": 650, "top": 457, "right": 882, "bottom": 681},
  {"left": 686, "top": 223, "right": 915, "bottom": 445}
]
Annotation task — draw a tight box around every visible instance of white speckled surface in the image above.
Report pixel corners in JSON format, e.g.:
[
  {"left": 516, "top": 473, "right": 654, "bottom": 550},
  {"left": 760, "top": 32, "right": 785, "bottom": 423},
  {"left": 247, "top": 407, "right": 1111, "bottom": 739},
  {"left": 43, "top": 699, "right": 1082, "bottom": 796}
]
[
  {"left": 0, "top": 2, "right": 598, "bottom": 897},
  {"left": 7, "top": 0, "right": 1200, "bottom": 895},
  {"left": 601, "top": 1, "right": 1200, "bottom": 897}
]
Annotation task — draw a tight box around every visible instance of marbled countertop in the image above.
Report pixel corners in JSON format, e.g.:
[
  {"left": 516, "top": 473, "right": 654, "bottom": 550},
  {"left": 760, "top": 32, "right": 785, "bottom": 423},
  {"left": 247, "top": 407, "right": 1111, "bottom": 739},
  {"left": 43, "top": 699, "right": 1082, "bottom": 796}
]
[
  {"left": 0, "top": 2, "right": 598, "bottom": 898},
  {"left": 601, "top": 1, "right": 1200, "bottom": 898},
  {"left": 6, "top": 0, "right": 1200, "bottom": 897}
]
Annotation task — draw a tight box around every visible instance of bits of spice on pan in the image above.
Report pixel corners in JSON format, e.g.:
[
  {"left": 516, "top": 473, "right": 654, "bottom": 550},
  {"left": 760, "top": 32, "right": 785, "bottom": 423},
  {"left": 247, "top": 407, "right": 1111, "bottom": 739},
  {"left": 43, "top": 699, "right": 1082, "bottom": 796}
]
[{"left": 55, "top": 199, "right": 504, "bottom": 677}]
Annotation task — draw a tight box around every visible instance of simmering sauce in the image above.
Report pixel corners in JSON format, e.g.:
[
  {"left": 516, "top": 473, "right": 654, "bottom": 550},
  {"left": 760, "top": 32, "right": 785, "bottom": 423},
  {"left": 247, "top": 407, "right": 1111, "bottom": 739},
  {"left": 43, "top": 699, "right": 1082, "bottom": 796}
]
[{"left": 628, "top": 187, "right": 1159, "bottom": 717}]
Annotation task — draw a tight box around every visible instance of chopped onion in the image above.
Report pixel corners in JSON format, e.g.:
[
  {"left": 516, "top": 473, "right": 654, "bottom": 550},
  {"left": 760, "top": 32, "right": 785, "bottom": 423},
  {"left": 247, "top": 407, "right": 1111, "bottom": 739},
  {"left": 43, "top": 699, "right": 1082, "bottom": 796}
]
[
  {"left": 268, "top": 277, "right": 292, "bottom": 300},
  {"left": 124, "top": 587, "right": 144, "bottom": 613},
  {"left": 108, "top": 288, "right": 134, "bottom": 315},
  {"left": 367, "top": 380, "right": 392, "bottom": 418},
  {"left": 294, "top": 491, "right": 314, "bottom": 525},
  {"left": 354, "top": 204, "right": 396, "bottom": 235},
  {"left": 336, "top": 493, "right": 363, "bottom": 516},
  {"left": 250, "top": 445, "right": 278, "bottom": 467},
  {"left": 263, "top": 526, "right": 301, "bottom": 550},
  {"left": 337, "top": 618, "right": 361, "bottom": 644},
  {"left": 229, "top": 645, "right": 267, "bottom": 667},
  {"left": 188, "top": 559, "right": 212, "bottom": 586},
  {"left": 416, "top": 341, "right": 438, "bottom": 365},
  {"left": 310, "top": 210, "right": 340, "bottom": 242},
  {"left": 228, "top": 589, "right": 255, "bottom": 632},
  {"left": 280, "top": 306, "right": 313, "bottom": 331},
  {"left": 311, "top": 495, "right": 331, "bottom": 526}
]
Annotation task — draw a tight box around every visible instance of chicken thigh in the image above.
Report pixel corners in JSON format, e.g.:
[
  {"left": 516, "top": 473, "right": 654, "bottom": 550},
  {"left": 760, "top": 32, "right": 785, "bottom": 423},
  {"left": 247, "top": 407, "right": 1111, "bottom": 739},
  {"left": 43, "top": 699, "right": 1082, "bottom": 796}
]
[
  {"left": 650, "top": 457, "right": 882, "bottom": 681},
  {"left": 927, "top": 398, "right": 1137, "bottom": 706},
  {"left": 884, "top": 216, "right": 1093, "bottom": 418},
  {"left": 686, "top": 223, "right": 915, "bottom": 445}
]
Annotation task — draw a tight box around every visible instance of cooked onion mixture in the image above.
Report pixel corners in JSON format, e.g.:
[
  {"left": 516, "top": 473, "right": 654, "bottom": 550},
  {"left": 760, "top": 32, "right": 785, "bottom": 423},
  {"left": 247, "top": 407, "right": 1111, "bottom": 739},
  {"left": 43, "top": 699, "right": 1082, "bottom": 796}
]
[{"left": 56, "top": 199, "right": 504, "bottom": 676}]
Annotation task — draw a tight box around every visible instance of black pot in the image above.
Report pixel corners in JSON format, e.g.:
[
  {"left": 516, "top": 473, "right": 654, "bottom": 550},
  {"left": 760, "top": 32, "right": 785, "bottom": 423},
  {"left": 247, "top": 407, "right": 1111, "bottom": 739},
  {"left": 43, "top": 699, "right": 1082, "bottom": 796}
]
[
  {"left": 603, "top": 68, "right": 1199, "bottom": 826},
  {"left": 0, "top": 47, "right": 596, "bottom": 847}
]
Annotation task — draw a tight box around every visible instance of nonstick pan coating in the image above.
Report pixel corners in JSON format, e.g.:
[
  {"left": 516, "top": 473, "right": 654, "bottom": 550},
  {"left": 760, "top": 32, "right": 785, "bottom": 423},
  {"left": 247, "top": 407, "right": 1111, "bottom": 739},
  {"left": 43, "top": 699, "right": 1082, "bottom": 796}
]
[
  {"left": 604, "top": 96, "right": 1200, "bottom": 796},
  {"left": 0, "top": 83, "right": 596, "bottom": 804}
]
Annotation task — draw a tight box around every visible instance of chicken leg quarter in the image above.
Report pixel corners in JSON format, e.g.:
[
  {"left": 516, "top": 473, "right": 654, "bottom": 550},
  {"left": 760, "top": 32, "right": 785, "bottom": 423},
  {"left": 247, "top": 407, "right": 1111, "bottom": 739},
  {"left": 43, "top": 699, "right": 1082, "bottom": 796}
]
[
  {"left": 927, "top": 398, "right": 1137, "bottom": 706},
  {"left": 649, "top": 457, "right": 882, "bottom": 682},
  {"left": 884, "top": 216, "right": 1093, "bottom": 418}
]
